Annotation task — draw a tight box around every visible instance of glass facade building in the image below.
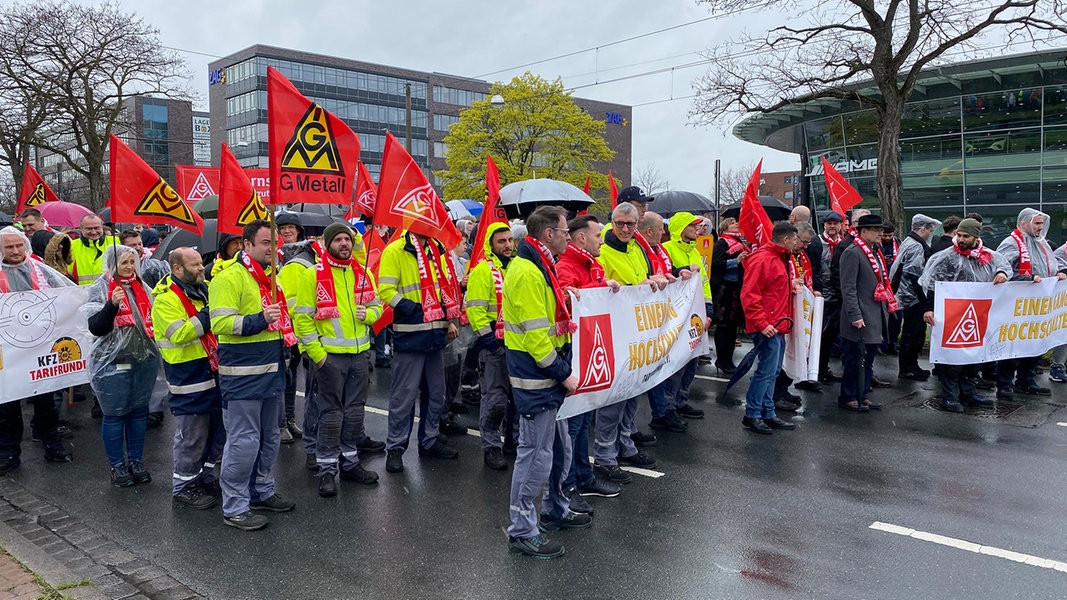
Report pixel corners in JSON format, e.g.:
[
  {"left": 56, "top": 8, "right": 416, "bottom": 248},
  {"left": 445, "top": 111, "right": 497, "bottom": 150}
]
[{"left": 733, "top": 50, "right": 1067, "bottom": 244}]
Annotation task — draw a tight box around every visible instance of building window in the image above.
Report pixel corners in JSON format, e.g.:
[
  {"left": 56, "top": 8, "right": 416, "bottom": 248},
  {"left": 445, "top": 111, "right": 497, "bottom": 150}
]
[
  {"left": 432, "top": 86, "right": 487, "bottom": 107},
  {"left": 433, "top": 114, "right": 460, "bottom": 131},
  {"left": 142, "top": 101, "right": 169, "bottom": 169},
  {"left": 434, "top": 142, "right": 449, "bottom": 158}
]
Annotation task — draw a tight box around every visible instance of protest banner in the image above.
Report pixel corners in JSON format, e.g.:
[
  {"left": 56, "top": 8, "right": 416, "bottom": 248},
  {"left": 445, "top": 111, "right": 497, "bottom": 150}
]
[
  {"left": 558, "top": 276, "right": 710, "bottom": 420},
  {"left": 0, "top": 287, "right": 92, "bottom": 403},
  {"left": 783, "top": 286, "right": 823, "bottom": 381},
  {"left": 930, "top": 278, "right": 1067, "bottom": 365}
]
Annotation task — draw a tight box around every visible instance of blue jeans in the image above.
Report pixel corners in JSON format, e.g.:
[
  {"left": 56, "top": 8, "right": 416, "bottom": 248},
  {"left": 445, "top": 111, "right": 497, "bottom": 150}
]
[
  {"left": 745, "top": 334, "right": 785, "bottom": 419},
  {"left": 646, "top": 381, "right": 668, "bottom": 418},
  {"left": 562, "top": 412, "right": 593, "bottom": 490},
  {"left": 101, "top": 407, "right": 148, "bottom": 467}
]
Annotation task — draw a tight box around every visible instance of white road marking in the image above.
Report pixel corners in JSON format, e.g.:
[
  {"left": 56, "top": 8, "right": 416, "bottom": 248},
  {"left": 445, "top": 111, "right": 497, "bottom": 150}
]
[
  {"left": 1057, "top": 422, "right": 1067, "bottom": 427},
  {"left": 695, "top": 374, "right": 730, "bottom": 383},
  {"left": 870, "top": 522, "right": 1067, "bottom": 573},
  {"left": 299, "top": 391, "right": 666, "bottom": 477}
]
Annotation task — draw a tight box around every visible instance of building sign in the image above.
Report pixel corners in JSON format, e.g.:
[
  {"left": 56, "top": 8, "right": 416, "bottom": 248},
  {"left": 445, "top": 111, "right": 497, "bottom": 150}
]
[
  {"left": 208, "top": 68, "right": 226, "bottom": 86},
  {"left": 192, "top": 116, "right": 211, "bottom": 167},
  {"left": 605, "top": 112, "right": 628, "bottom": 126},
  {"left": 807, "top": 158, "right": 877, "bottom": 176}
]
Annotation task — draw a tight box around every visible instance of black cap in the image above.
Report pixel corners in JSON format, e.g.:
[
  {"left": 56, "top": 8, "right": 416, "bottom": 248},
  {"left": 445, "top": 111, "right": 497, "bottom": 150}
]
[
  {"left": 856, "top": 214, "right": 883, "bottom": 230},
  {"left": 823, "top": 211, "right": 843, "bottom": 223},
  {"left": 617, "top": 186, "right": 654, "bottom": 204}
]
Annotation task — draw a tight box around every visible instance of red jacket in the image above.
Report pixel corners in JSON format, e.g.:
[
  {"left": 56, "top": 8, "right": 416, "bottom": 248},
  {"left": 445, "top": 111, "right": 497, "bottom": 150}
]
[
  {"left": 740, "top": 242, "right": 794, "bottom": 335},
  {"left": 555, "top": 247, "right": 607, "bottom": 290}
]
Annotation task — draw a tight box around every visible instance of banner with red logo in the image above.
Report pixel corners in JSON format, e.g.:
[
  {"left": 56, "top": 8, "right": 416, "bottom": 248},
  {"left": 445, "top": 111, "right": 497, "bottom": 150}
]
[
  {"left": 218, "top": 144, "right": 269, "bottom": 236},
  {"left": 0, "top": 287, "right": 92, "bottom": 403},
  {"left": 176, "top": 166, "right": 271, "bottom": 204},
  {"left": 374, "top": 132, "right": 461, "bottom": 249},
  {"left": 822, "top": 156, "right": 864, "bottom": 215},
  {"left": 109, "top": 135, "right": 204, "bottom": 234},
  {"left": 930, "top": 279, "right": 1067, "bottom": 365},
  {"left": 782, "top": 286, "right": 823, "bottom": 382},
  {"left": 557, "top": 275, "right": 709, "bottom": 420},
  {"left": 346, "top": 160, "right": 378, "bottom": 220},
  {"left": 16, "top": 162, "right": 61, "bottom": 214}
]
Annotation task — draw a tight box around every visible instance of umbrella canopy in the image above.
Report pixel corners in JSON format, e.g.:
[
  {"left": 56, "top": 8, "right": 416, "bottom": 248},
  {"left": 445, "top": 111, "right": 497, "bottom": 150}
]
[
  {"left": 0, "top": 213, "right": 12, "bottom": 226},
  {"left": 38, "top": 201, "right": 94, "bottom": 229},
  {"left": 285, "top": 203, "right": 344, "bottom": 216},
  {"left": 498, "top": 179, "right": 594, "bottom": 219},
  {"left": 651, "top": 190, "right": 716, "bottom": 218},
  {"left": 720, "top": 196, "right": 792, "bottom": 222},
  {"left": 274, "top": 210, "right": 335, "bottom": 237},
  {"left": 152, "top": 219, "right": 218, "bottom": 260},
  {"left": 445, "top": 199, "right": 483, "bottom": 221},
  {"left": 192, "top": 196, "right": 218, "bottom": 219}
]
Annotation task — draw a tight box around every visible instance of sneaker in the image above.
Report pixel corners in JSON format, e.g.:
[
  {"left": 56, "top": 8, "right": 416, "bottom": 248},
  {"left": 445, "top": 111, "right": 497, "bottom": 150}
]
[
  {"left": 649, "top": 415, "right": 686, "bottom": 433},
  {"left": 146, "top": 411, "right": 164, "bottom": 430},
  {"left": 386, "top": 449, "right": 404, "bottom": 473},
  {"left": 129, "top": 460, "right": 152, "bottom": 484},
  {"left": 174, "top": 486, "right": 216, "bottom": 510},
  {"left": 418, "top": 440, "right": 459, "bottom": 459},
  {"left": 339, "top": 464, "right": 380, "bottom": 485},
  {"left": 43, "top": 446, "right": 72, "bottom": 463},
  {"left": 484, "top": 448, "right": 507, "bottom": 471},
  {"left": 996, "top": 388, "right": 1014, "bottom": 402},
  {"left": 675, "top": 404, "right": 705, "bottom": 419},
  {"left": 440, "top": 418, "right": 468, "bottom": 436},
  {"left": 318, "top": 474, "right": 337, "bottom": 497},
  {"left": 593, "top": 464, "right": 632, "bottom": 485},
  {"left": 223, "top": 510, "right": 268, "bottom": 531},
  {"left": 199, "top": 479, "right": 222, "bottom": 497},
  {"left": 794, "top": 380, "right": 822, "bottom": 392},
  {"left": 286, "top": 420, "right": 304, "bottom": 439},
  {"left": 940, "top": 399, "right": 965, "bottom": 413},
  {"left": 250, "top": 494, "right": 295, "bottom": 513},
  {"left": 1050, "top": 367, "right": 1067, "bottom": 383},
  {"left": 508, "top": 534, "right": 564, "bottom": 559},
  {"left": 539, "top": 512, "right": 593, "bottom": 532},
  {"left": 962, "top": 395, "right": 995, "bottom": 408},
  {"left": 576, "top": 476, "right": 622, "bottom": 498},
  {"left": 305, "top": 453, "right": 319, "bottom": 472},
  {"left": 110, "top": 463, "right": 135, "bottom": 488},
  {"left": 1018, "top": 383, "right": 1052, "bottom": 396},
  {"left": 564, "top": 489, "right": 594, "bottom": 515},
  {"left": 280, "top": 427, "right": 294, "bottom": 444},
  {"left": 630, "top": 431, "right": 658, "bottom": 447},
  {"left": 618, "top": 452, "right": 656, "bottom": 469},
  {"left": 356, "top": 437, "right": 386, "bottom": 454},
  {"left": 0, "top": 457, "right": 20, "bottom": 476}
]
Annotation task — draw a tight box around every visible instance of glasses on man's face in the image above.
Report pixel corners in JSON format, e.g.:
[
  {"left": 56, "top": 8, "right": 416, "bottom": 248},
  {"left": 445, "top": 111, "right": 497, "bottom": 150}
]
[
  {"left": 613, "top": 221, "right": 636, "bottom": 230},
  {"left": 550, "top": 227, "right": 570, "bottom": 236}
]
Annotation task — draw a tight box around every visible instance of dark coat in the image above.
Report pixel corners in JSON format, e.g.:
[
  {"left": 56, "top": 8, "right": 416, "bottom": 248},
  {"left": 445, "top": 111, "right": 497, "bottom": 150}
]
[{"left": 839, "top": 242, "right": 889, "bottom": 344}]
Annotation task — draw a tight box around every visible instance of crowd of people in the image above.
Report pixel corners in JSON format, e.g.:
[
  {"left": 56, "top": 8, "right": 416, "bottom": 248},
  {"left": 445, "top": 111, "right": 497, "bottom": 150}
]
[{"left": 0, "top": 189, "right": 1063, "bottom": 558}]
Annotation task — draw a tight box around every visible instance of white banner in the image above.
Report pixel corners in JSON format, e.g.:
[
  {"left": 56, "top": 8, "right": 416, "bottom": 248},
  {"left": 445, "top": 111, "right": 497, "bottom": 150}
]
[
  {"left": 783, "top": 287, "right": 824, "bottom": 381},
  {"left": 558, "top": 276, "right": 710, "bottom": 420},
  {"left": 930, "top": 279, "right": 1067, "bottom": 365},
  {"left": 0, "top": 287, "right": 92, "bottom": 402}
]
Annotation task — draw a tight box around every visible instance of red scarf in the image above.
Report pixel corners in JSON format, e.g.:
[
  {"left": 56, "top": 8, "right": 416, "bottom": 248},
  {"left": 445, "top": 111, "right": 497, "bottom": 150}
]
[
  {"left": 1010, "top": 229, "right": 1031, "bottom": 276},
  {"left": 314, "top": 249, "right": 375, "bottom": 320},
  {"left": 525, "top": 236, "right": 576, "bottom": 336},
  {"left": 632, "top": 231, "right": 668, "bottom": 276},
  {"left": 239, "top": 252, "right": 297, "bottom": 347},
  {"left": 788, "top": 251, "right": 813, "bottom": 290},
  {"left": 722, "top": 232, "right": 748, "bottom": 255},
  {"left": 170, "top": 281, "right": 218, "bottom": 371},
  {"left": 852, "top": 235, "right": 899, "bottom": 312},
  {"left": 109, "top": 275, "right": 154, "bottom": 337},
  {"left": 411, "top": 235, "right": 462, "bottom": 323},
  {"left": 487, "top": 254, "right": 505, "bottom": 339},
  {"left": 822, "top": 232, "right": 841, "bottom": 255},
  {"left": 565, "top": 243, "right": 606, "bottom": 287},
  {"left": 954, "top": 237, "right": 994, "bottom": 266}
]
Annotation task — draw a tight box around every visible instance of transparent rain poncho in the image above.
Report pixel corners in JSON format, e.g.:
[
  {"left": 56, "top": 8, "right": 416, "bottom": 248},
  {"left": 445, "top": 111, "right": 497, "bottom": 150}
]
[
  {"left": 995, "top": 208, "right": 1058, "bottom": 278},
  {"left": 81, "top": 245, "right": 161, "bottom": 416},
  {"left": 920, "top": 246, "right": 1011, "bottom": 293},
  {"left": 888, "top": 236, "right": 928, "bottom": 309}
]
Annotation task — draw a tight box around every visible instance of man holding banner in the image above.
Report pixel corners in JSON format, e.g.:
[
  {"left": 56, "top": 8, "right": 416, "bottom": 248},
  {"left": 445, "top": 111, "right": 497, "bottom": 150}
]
[
  {"left": 0, "top": 227, "right": 74, "bottom": 475},
  {"left": 920, "top": 218, "right": 1010, "bottom": 413}
]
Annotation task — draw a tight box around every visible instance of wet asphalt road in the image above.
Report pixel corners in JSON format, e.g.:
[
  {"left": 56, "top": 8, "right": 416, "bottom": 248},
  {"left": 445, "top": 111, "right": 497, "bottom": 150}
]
[{"left": 5, "top": 354, "right": 1067, "bottom": 600}]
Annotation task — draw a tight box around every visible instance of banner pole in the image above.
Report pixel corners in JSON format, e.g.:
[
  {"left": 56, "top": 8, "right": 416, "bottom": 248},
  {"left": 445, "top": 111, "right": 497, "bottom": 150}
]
[{"left": 269, "top": 210, "right": 277, "bottom": 302}]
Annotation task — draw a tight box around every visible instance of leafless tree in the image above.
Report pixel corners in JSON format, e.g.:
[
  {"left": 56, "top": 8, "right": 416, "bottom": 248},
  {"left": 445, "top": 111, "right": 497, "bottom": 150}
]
[
  {"left": 632, "top": 162, "right": 670, "bottom": 195},
  {"left": 716, "top": 162, "right": 759, "bottom": 205},
  {"left": 0, "top": 1, "right": 192, "bottom": 210},
  {"left": 691, "top": 0, "right": 1067, "bottom": 226}
]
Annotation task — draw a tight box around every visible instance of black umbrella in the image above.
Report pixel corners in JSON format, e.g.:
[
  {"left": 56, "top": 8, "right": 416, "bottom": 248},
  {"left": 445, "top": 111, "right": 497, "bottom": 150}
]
[
  {"left": 720, "top": 196, "right": 792, "bottom": 222},
  {"left": 152, "top": 219, "right": 218, "bottom": 260},
  {"left": 719, "top": 317, "right": 794, "bottom": 403},
  {"left": 651, "top": 190, "right": 716, "bottom": 217},
  {"left": 275, "top": 210, "right": 336, "bottom": 237},
  {"left": 285, "top": 203, "right": 345, "bottom": 217},
  {"left": 0, "top": 212, "right": 12, "bottom": 226},
  {"left": 498, "top": 179, "right": 594, "bottom": 219}
]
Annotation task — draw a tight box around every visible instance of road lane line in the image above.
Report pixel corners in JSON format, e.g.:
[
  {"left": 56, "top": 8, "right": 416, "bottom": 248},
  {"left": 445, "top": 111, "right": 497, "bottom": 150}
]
[
  {"left": 301, "top": 392, "right": 666, "bottom": 478},
  {"left": 1057, "top": 422, "right": 1067, "bottom": 427},
  {"left": 695, "top": 374, "right": 730, "bottom": 383},
  {"left": 870, "top": 522, "right": 1067, "bottom": 573}
]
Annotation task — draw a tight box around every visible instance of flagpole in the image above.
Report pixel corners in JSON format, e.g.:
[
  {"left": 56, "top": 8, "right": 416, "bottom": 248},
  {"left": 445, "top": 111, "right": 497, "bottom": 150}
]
[{"left": 269, "top": 210, "right": 277, "bottom": 302}]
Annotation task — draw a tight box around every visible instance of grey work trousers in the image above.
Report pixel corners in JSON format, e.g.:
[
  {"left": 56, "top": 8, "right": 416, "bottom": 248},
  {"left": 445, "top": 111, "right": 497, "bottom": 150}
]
[
  {"left": 386, "top": 350, "right": 446, "bottom": 453},
  {"left": 665, "top": 357, "right": 700, "bottom": 409},
  {"left": 592, "top": 397, "right": 638, "bottom": 467},
  {"left": 220, "top": 396, "right": 281, "bottom": 517},
  {"left": 314, "top": 352, "right": 371, "bottom": 476},
  {"left": 506, "top": 409, "right": 571, "bottom": 539},
  {"left": 171, "top": 410, "right": 225, "bottom": 496},
  {"left": 478, "top": 347, "right": 510, "bottom": 451}
]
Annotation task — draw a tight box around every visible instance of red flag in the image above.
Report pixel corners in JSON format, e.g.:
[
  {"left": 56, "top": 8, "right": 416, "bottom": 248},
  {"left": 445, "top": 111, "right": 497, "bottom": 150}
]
[
  {"left": 374, "top": 132, "right": 462, "bottom": 249},
  {"left": 267, "top": 66, "right": 360, "bottom": 205},
  {"left": 16, "top": 162, "right": 61, "bottom": 214},
  {"left": 468, "top": 156, "right": 508, "bottom": 271},
  {"left": 822, "top": 156, "right": 864, "bottom": 215},
  {"left": 346, "top": 161, "right": 378, "bottom": 220},
  {"left": 738, "top": 160, "right": 773, "bottom": 246},
  {"left": 608, "top": 170, "right": 619, "bottom": 210},
  {"left": 576, "top": 176, "right": 590, "bottom": 216},
  {"left": 176, "top": 166, "right": 271, "bottom": 203},
  {"left": 218, "top": 144, "right": 269, "bottom": 236},
  {"left": 109, "top": 135, "right": 203, "bottom": 234},
  {"left": 364, "top": 228, "right": 393, "bottom": 335}
]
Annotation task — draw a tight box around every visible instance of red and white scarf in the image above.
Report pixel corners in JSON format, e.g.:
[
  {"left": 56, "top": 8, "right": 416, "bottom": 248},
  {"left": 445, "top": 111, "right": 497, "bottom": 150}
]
[
  {"left": 1010, "top": 229, "right": 1032, "bottom": 276},
  {"left": 487, "top": 254, "right": 505, "bottom": 339},
  {"left": 240, "top": 252, "right": 297, "bottom": 347},
  {"left": 954, "top": 237, "right": 994, "bottom": 266},
  {"left": 632, "top": 231, "right": 669, "bottom": 276},
  {"left": 170, "top": 281, "right": 218, "bottom": 371},
  {"left": 821, "top": 232, "right": 841, "bottom": 255},
  {"left": 565, "top": 243, "right": 606, "bottom": 287},
  {"left": 412, "top": 235, "right": 462, "bottom": 323},
  {"left": 110, "top": 275, "right": 154, "bottom": 337},
  {"left": 722, "top": 232, "right": 748, "bottom": 255},
  {"left": 852, "top": 235, "right": 898, "bottom": 312},
  {"left": 314, "top": 248, "right": 375, "bottom": 320},
  {"left": 788, "top": 251, "right": 813, "bottom": 290},
  {"left": 525, "top": 236, "right": 577, "bottom": 336}
]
